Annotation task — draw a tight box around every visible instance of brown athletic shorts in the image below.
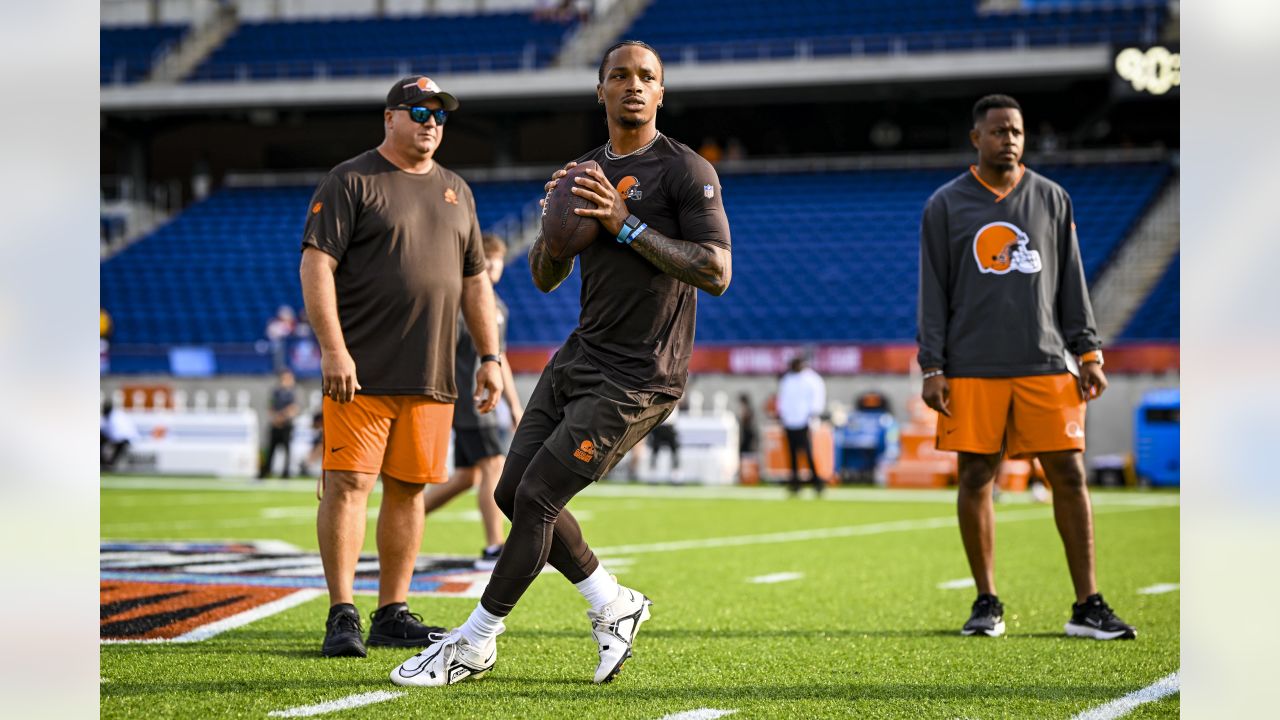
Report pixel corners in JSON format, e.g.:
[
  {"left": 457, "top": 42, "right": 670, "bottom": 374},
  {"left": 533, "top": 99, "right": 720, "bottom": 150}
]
[
  {"left": 935, "top": 373, "right": 1086, "bottom": 459},
  {"left": 512, "top": 338, "right": 678, "bottom": 481},
  {"left": 322, "top": 395, "right": 453, "bottom": 482}
]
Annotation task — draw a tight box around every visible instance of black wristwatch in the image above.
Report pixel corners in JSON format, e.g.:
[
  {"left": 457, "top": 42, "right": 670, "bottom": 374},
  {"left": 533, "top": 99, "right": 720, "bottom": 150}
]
[{"left": 480, "top": 354, "right": 502, "bottom": 366}]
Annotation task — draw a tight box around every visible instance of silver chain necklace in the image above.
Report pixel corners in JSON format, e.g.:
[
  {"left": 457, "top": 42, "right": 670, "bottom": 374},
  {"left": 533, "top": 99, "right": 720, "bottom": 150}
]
[{"left": 605, "top": 132, "right": 662, "bottom": 161}]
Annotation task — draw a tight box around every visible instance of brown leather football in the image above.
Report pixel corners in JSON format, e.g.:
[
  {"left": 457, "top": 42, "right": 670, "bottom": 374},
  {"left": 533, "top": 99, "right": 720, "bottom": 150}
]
[{"left": 540, "top": 160, "right": 604, "bottom": 261}]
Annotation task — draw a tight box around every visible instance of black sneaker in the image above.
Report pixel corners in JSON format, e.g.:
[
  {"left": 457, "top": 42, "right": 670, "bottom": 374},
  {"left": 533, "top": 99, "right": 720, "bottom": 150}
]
[
  {"left": 322, "top": 603, "right": 367, "bottom": 657},
  {"left": 366, "top": 602, "right": 446, "bottom": 648},
  {"left": 475, "top": 544, "right": 502, "bottom": 571},
  {"left": 960, "top": 593, "right": 1006, "bottom": 637},
  {"left": 1065, "top": 593, "right": 1137, "bottom": 640}
]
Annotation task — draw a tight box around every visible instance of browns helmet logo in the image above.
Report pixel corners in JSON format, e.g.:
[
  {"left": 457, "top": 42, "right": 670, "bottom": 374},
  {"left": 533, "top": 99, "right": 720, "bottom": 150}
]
[
  {"left": 972, "top": 221, "right": 1042, "bottom": 275},
  {"left": 616, "top": 176, "right": 642, "bottom": 201},
  {"left": 573, "top": 439, "right": 596, "bottom": 462}
]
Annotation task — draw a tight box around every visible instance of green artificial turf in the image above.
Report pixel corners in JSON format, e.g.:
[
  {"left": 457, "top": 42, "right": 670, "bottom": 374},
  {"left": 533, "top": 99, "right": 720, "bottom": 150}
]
[{"left": 100, "top": 477, "right": 1179, "bottom": 719}]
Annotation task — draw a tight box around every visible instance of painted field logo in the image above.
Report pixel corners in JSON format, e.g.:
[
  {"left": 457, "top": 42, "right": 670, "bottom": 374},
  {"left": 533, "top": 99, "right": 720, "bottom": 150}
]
[
  {"left": 574, "top": 439, "right": 596, "bottom": 462},
  {"left": 101, "top": 541, "right": 493, "bottom": 642}
]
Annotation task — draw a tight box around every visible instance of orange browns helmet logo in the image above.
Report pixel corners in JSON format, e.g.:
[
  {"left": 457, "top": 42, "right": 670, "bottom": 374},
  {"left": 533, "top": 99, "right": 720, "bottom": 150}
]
[
  {"left": 409, "top": 76, "right": 441, "bottom": 93},
  {"left": 616, "top": 176, "right": 642, "bottom": 201},
  {"left": 311, "top": 202, "right": 323, "bottom": 214},
  {"left": 573, "top": 439, "right": 596, "bottom": 462},
  {"left": 972, "top": 221, "right": 1042, "bottom": 275},
  {"left": 443, "top": 188, "right": 458, "bottom": 205}
]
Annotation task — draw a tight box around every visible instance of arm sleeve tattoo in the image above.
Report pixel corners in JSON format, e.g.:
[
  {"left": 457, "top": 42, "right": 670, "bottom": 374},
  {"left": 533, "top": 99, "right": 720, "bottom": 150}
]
[{"left": 630, "top": 229, "right": 732, "bottom": 295}]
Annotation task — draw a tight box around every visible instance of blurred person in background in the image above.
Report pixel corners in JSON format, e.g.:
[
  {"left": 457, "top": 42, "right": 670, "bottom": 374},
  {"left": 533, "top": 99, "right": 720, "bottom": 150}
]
[
  {"left": 423, "top": 234, "right": 523, "bottom": 570},
  {"left": 737, "top": 392, "right": 758, "bottom": 457},
  {"left": 917, "top": 94, "right": 1134, "bottom": 641},
  {"left": 301, "top": 74, "right": 502, "bottom": 658},
  {"left": 777, "top": 355, "right": 828, "bottom": 497},
  {"left": 647, "top": 404, "right": 680, "bottom": 481},
  {"left": 300, "top": 408, "right": 324, "bottom": 478},
  {"left": 100, "top": 400, "right": 138, "bottom": 472},
  {"left": 257, "top": 369, "right": 299, "bottom": 479},
  {"left": 265, "top": 305, "right": 297, "bottom": 371}
]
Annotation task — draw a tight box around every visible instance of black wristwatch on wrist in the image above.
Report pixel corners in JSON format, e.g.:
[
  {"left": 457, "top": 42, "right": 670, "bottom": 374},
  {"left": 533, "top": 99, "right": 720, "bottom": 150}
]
[{"left": 480, "top": 354, "right": 502, "bottom": 366}]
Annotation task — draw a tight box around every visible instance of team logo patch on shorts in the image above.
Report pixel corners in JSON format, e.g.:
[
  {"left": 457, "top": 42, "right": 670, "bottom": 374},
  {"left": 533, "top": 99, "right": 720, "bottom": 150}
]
[
  {"left": 101, "top": 541, "right": 493, "bottom": 642},
  {"left": 574, "top": 439, "right": 596, "bottom": 462}
]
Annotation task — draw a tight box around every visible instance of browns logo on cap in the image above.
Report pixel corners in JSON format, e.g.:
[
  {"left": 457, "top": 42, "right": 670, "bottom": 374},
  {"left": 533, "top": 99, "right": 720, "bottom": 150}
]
[{"left": 387, "top": 74, "right": 459, "bottom": 111}]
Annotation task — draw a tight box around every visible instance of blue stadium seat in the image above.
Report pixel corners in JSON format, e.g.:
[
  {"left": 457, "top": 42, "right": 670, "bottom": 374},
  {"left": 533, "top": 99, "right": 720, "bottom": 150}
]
[
  {"left": 101, "top": 24, "right": 188, "bottom": 84},
  {"left": 188, "top": 13, "right": 576, "bottom": 82},
  {"left": 100, "top": 163, "right": 1173, "bottom": 362},
  {"left": 625, "top": 0, "right": 1165, "bottom": 61},
  {"left": 1119, "top": 254, "right": 1178, "bottom": 340}
]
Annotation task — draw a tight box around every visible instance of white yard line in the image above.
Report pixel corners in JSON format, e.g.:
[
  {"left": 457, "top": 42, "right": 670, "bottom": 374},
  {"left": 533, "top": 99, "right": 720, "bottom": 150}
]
[
  {"left": 1071, "top": 671, "right": 1180, "bottom": 720},
  {"left": 655, "top": 709, "right": 738, "bottom": 720},
  {"left": 749, "top": 572, "right": 804, "bottom": 584},
  {"left": 99, "top": 589, "right": 323, "bottom": 644},
  {"left": 267, "top": 691, "right": 406, "bottom": 718},
  {"left": 937, "top": 578, "right": 976, "bottom": 590},
  {"left": 1137, "top": 583, "right": 1180, "bottom": 595}
]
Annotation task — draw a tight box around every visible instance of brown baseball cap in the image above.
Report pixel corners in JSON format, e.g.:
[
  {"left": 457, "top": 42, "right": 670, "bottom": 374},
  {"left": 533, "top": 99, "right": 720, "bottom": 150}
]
[{"left": 386, "top": 75, "right": 459, "bottom": 112}]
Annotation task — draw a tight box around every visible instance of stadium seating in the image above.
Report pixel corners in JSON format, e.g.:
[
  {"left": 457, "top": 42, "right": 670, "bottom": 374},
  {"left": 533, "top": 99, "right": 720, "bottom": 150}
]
[
  {"left": 502, "top": 163, "right": 1171, "bottom": 344},
  {"left": 101, "top": 24, "right": 188, "bottom": 84},
  {"left": 99, "top": 162, "right": 1171, "bottom": 372},
  {"left": 188, "top": 13, "right": 576, "bottom": 82},
  {"left": 1119, "top": 254, "right": 1178, "bottom": 340},
  {"left": 626, "top": 0, "right": 1166, "bottom": 62}
]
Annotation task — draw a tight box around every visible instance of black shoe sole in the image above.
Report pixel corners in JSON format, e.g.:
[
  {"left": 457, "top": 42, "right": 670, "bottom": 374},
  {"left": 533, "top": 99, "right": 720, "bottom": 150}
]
[{"left": 322, "top": 638, "right": 367, "bottom": 657}]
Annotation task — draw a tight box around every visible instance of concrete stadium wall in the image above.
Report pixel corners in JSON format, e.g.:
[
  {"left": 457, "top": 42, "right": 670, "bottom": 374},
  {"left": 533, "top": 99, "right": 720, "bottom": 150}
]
[{"left": 102, "top": 371, "right": 1179, "bottom": 466}]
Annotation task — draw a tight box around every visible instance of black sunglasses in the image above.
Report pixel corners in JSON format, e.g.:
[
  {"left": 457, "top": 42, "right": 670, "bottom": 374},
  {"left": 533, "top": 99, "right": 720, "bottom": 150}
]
[{"left": 391, "top": 105, "right": 449, "bottom": 126}]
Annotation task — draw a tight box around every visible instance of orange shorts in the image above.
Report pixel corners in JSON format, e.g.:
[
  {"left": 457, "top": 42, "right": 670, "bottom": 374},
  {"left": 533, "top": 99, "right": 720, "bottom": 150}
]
[
  {"left": 936, "top": 374, "right": 1086, "bottom": 459},
  {"left": 322, "top": 395, "right": 453, "bottom": 483}
]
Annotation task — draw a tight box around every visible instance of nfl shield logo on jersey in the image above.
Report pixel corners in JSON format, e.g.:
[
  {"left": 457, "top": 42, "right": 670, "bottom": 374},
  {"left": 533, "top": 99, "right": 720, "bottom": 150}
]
[{"left": 703, "top": 184, "right": 714, "bottom": 199}]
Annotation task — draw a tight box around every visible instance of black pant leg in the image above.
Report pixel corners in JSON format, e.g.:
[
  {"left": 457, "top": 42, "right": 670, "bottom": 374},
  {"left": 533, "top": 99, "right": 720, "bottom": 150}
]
[{"left": 481, "top": 448, "right": 595, "bottom": 616}]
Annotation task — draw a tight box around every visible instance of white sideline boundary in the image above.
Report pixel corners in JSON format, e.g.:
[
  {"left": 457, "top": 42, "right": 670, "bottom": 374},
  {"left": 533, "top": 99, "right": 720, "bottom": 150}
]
[
  {"left": 100, "top": 588, "right": 323, "bottom": 644},
  {"left": 1071, "top": 671, "right": 1180, "bottom": 720},
  {"left": 267, "top": 691, "right": 406, "bottom": 718}
]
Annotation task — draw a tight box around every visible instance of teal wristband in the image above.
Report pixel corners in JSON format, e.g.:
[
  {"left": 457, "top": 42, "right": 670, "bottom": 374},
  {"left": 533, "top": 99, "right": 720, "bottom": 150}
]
[
  {"left": 622, "top": 223, "right": 647, "bottom": 245},
  {"left": 617, "top": 215, "right": 643, "bottom": 244}
]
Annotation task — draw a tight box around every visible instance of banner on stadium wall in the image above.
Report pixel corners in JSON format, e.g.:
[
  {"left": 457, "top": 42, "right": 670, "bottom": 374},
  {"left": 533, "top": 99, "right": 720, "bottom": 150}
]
[{"left": 727, "top": 346, "right": 863, "bottom": 375}]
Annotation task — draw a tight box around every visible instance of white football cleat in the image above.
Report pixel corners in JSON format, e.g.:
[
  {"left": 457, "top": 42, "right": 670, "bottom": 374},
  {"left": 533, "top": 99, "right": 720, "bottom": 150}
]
[
  {"left": 389, "top": 628, "right": 501, "bottom": 687},
  {"left": 588, "top": 585, "right": 652, "bottom": 684}
]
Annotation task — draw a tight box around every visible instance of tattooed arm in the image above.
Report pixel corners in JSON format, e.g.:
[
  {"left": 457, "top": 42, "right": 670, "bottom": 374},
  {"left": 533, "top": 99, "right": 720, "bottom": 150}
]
[
  {"left": 527, "top": 231, "right": 575, "bottom": 293},
  {"left": 630, "top": 230, "right": 732, "bottom": 296}
]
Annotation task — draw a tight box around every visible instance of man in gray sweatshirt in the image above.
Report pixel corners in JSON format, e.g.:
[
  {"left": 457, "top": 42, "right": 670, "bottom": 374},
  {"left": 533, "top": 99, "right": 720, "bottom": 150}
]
[{"left": 917, "top": 94, "right": 1136, "bottom": 641}]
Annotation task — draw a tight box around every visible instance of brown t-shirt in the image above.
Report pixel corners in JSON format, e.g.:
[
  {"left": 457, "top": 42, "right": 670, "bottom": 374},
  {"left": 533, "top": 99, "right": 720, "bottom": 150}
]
[
  {"left": 301, "top": 149, "right": 486, "bottom": 400},
  {"left": 569, "top": 134, "right": 731, "bottom": 396}
]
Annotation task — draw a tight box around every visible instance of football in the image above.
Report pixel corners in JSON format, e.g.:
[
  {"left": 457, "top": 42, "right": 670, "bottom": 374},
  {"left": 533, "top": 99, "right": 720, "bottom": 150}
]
[{"left": 540, "top": 160, "right": 604, "bottom": 261}]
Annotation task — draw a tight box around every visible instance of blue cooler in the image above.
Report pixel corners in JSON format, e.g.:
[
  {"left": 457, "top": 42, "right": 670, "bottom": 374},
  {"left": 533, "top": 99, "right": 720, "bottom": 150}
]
[{"left": 1134, "top": 388, "right": 1179, "bottom": 487}]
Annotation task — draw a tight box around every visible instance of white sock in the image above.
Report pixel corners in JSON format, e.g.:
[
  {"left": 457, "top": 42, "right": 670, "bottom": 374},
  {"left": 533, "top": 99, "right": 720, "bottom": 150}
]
[
  {"left": 575, "top": 565, "right": 620, "bottom": 612},
  {"left": 457, "top": 603, "right": 504, "bottom": 646}
]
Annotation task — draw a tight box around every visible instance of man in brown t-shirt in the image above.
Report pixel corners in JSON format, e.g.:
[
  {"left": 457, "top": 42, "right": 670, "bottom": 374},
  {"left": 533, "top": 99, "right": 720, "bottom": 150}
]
[
  {"left": 391, "top": 41, "right": 732, "bottom": 688},
  {"left": 300, "top": 75, "right": 503, "bottom": 658}
]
